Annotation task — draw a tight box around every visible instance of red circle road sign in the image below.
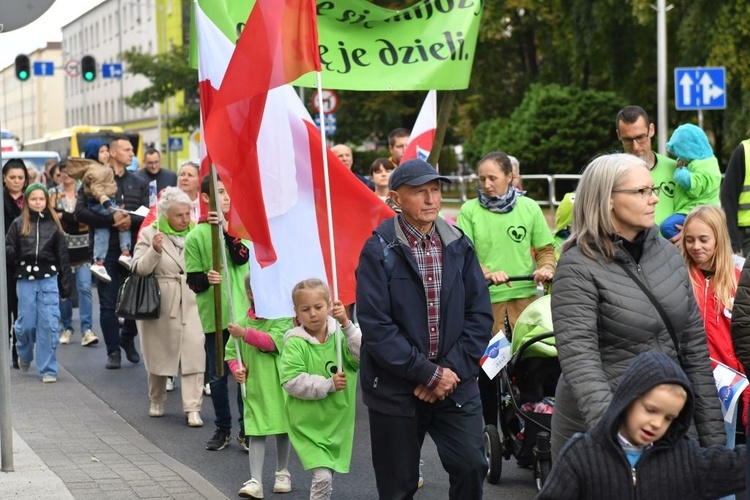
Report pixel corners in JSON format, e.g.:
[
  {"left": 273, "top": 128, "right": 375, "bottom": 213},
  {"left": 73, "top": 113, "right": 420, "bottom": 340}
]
[
  {"left": 311, "top": 89, "right": 339, "bottom": 115},
  {"left": 65, "top": 59, "right": 81, "bottom": 77}
]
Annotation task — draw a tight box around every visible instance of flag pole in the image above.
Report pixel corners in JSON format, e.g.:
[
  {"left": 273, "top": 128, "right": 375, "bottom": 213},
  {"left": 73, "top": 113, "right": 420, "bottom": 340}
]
[
  {"left": 210, "top": 164, "right": 246, "bottom": 398},
  {"left": 315, "top": 72, "right": 343, "bottom": 372}
]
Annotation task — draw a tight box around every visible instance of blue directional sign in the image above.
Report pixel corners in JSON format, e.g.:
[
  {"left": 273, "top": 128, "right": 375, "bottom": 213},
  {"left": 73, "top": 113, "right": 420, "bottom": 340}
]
[
  {"left": 674, "top": 67, "right": 726, "bottom": 110},
  {"left": 102, "top": 63, "right": 123, "bottom": 79},
  {"left": 313, "top": 113, "right": 337, "bottom": 136},
  {"left": 168, "top": 137, "right": 183, "bottom": 152},
  {"left": 32, "top": 61, "right": 54, "bottom": 76}
]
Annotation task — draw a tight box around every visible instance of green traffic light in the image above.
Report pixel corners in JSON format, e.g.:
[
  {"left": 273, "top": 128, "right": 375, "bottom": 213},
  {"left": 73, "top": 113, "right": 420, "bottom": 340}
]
[
  {"left": 84, "top": 71, "right": 94, "bottom": 81},
  {"left": 18, "top": 70, "right": 29, "bottom": 80}
]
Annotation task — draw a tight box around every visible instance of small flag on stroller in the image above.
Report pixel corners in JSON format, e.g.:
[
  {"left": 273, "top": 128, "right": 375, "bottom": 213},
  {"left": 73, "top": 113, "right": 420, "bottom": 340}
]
[
  {"left": 480, "top": 332, "right": 511, "bottom": 380},
  {"left": 711, "top": 358, "right": 749, "bottom": 424}
]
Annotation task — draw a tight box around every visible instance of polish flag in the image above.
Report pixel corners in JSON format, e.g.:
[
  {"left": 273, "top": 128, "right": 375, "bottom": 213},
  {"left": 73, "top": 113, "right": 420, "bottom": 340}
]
[
  {"left": 196, "top": 1, "right": 393, "bottom": 318},
  {"left": 401, "top": 90, "right": 437, "bottom": 164}
]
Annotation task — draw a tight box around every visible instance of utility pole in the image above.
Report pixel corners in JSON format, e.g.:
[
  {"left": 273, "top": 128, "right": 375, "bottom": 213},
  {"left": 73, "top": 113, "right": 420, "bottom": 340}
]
[
  {"left": 118, "top": 0, "right": 125, "bottom": 126},
  {"left": 655, "top": 0, "right": 671, "bottom": 155}
]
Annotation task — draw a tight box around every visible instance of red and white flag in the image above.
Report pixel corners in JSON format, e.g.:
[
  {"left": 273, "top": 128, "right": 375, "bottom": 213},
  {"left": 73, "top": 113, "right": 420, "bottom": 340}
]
[
  {"left": 401, "top": 90, "right": 437, "bottom": 164},
  {"left": 196, "top": 0, "right": 393, "bottom": 318}
]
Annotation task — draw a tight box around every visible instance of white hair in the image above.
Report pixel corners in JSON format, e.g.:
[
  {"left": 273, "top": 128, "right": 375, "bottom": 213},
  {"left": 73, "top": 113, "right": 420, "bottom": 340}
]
[{"left": 157, "top": 186, "right": 192, "bottom": 214}]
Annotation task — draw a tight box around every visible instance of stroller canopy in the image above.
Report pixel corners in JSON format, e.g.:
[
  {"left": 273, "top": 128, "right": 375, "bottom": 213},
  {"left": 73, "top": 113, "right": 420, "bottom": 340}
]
[{"left": 511, "top": 295, "right": 556, "bottom": 359}]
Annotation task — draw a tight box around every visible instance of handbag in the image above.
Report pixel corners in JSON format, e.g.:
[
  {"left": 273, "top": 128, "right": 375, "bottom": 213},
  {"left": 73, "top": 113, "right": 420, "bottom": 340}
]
[
  {"left": 115, "top": 264, "right": 161, "bottom": 320},
  {"left": 616, "top": 262, "right": 685, "bottom": 366}
]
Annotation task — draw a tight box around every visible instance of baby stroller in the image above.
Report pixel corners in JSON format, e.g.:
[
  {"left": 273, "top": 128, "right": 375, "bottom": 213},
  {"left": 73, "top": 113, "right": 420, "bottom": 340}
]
[{"left": 483, "top": 293, "right": 560, "bottom": 491}]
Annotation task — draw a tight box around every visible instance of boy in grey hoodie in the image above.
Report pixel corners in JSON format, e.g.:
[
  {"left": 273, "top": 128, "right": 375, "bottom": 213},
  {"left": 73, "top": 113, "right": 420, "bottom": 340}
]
[{"left": 538, "top": 351, "right": 745, "bottom": 499}]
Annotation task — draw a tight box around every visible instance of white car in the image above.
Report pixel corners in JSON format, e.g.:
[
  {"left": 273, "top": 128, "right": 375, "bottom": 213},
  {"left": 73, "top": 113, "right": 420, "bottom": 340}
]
[{"left": 1, "top": 129, "right": 22, "bottom": 153}]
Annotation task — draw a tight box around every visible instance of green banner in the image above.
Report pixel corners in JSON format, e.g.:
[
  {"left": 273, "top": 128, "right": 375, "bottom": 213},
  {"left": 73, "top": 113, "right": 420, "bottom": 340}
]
[{"left": 190, "top": 0, "right": 484, "bottom": 91}]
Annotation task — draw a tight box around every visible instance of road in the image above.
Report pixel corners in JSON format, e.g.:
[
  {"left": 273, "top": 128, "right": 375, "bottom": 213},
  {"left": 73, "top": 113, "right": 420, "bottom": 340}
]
[{"left": 57, "top": 298, "right": 538, "bottom": 499}]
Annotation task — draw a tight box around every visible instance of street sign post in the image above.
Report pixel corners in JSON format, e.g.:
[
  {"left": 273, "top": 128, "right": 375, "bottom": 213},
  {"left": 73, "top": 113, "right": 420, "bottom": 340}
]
[
  {"left": 32, "top": 61, "right": 54, "bottom": 76},
  {"left": 314, "top": 113, "right": 337, "bottom": 136},
  {"left": 311, "top": 89, "right": 339, "bottom": 115},
  {"left": 674, "top": 67, "right": 726, "bottom": 110},
  {"left": 64, "top": 59, "right": 81, "bottom": 77},
  {"left": 102, "top": 63, "right": 123, "bottom": 79}
]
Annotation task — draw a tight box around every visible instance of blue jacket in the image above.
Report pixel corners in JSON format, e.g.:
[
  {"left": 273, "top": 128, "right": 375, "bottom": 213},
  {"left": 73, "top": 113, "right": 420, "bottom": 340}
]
[{"left": 355, "top": 216, "right": 493, "bottom": 416}]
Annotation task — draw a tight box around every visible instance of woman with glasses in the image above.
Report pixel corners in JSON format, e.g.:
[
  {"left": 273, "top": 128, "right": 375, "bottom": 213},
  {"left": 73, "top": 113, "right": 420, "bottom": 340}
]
[
  {"left": 456, "top": 151, "right": 556, "bottom": 428},
  {"left": 550, "top": 152, "right": 725, "bottom": 458}
]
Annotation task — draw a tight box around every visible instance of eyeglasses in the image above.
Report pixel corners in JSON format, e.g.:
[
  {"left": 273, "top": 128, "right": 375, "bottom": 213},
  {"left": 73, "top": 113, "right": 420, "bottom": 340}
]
[
  {"left": 619, "top": 133, "right": 650, "bottom": 146},
  {"left": 612, "top": 186, "right": 661, "bottom": 198}
]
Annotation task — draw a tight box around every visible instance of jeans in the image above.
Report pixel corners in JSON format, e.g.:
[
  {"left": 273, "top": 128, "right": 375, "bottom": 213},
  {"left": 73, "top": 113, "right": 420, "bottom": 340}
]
[
  {"left": 60, "top": 264, "right": 92, "bottom": 333},
  {"left": 15, "top": 276, "right": 60, "bottom": 377},
  {"left": 96, "top": 248, "right": 137, "bottom": 355},
  {"left": 89, "top": 202, "right": 131, "bottom": 262},
  {"left": 205, "top": 329, "right": 244, "bottom": 432},
  {"left": 369, "top": 394, "right": 487, "bottom": 500}
]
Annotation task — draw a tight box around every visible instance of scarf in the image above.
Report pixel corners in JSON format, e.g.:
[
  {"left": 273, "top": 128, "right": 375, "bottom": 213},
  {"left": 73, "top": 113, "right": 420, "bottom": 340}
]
[
  {"left": 152, "top": 215, "right": 194, "bottom": 236},
  {"left": 477, "top": 185, "right": 524, "bottom": 214}
]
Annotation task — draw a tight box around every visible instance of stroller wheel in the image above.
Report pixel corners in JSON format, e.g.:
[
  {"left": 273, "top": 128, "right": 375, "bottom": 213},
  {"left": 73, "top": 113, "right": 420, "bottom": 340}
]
[
  {"left": 533, "top": 430, "right": 552, "bottom": 491},
  {"left": 483, "top": 424, "right": 503, "bottom": 484}
]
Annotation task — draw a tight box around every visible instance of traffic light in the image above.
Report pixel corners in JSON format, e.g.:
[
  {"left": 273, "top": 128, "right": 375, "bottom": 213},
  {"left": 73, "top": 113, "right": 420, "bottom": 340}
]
[
  {"left": 14, "top": 55, "right": 30, "bottom": 81},
  {"left": 81, "top": 55, "right": 96, "bottom": 82}
]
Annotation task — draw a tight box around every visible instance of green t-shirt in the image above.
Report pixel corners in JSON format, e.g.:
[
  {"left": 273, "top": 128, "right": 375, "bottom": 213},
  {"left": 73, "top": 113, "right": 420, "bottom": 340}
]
[
  {"left": 279, "top": 330, "right": 359, "bottom": 472},
  {"left": 650, "top": 152, "right": 677, "bottom": 227},
  {"left": 456, "top": 196, "right": 554, "bottom": 303},
  {"left": 224, "top": 315, "right": 294, "bottom": 436},
  {"left": 184, "top": 222, "right": 249, "bottom": 333}
]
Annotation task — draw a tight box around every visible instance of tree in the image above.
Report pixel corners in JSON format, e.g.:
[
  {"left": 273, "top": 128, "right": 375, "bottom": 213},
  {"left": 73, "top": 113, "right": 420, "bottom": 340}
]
[
  {"left": 121, "top": 44, "right": 199, "bottom": 132},
  {"left": 463, "top": 84, "right": 625, "bottom": 174}
]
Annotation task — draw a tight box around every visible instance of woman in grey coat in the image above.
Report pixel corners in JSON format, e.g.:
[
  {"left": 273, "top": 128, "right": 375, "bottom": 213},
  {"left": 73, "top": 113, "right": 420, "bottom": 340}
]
[{"left": 550, "top": 153, "right": 725, "bottom": 458}]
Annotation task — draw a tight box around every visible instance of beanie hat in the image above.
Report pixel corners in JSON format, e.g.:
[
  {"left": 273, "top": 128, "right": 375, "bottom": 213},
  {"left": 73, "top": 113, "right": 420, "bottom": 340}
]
[
  {"left": 83, "top": 138, "right": 108, "bottom": 161},
  {"left": 666, "top": 124, "right": 713, "bottom": 162},
  {"left": 25, "top": 182, "right": 49, "bottom": 198}
]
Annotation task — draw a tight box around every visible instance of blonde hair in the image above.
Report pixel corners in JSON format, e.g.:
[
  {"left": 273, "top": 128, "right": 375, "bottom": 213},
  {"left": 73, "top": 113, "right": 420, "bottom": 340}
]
[
  {"left": 563, "top": 153, "right": 647, "bottom": 260},
  {"left": 21, "top": 187, "right": 64, "bottom": 236},
  {"left": 681, "top": 205, "right": 737, "bottom": 311},
  {"left": 291, "top": 278, "right": 330, "bottom": 309}
]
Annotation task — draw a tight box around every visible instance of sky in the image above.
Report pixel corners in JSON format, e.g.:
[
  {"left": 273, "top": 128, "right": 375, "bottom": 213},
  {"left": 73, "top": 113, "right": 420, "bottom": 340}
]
[{"left": 0, "top": 0, "right": 105, "bottom": 70}]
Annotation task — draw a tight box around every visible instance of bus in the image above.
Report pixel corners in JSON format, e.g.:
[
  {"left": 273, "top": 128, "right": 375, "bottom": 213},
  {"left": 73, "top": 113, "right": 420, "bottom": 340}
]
[{"left": 23, "top": 125, "right": 142, "bottom": 162}]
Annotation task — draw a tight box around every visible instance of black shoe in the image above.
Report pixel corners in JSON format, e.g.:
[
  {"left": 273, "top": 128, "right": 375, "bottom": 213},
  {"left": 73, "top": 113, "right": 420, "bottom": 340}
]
[
  {"left": 106, "top": 351, "right": 121, "bottom": 369},
  {"left": 205, "top": 428, "right": 231, "bottom": 451},
  {"left": 12, "top": 342, "right": 18, "bottom": 369},
  {"left": 120, "top": 337, "right": 140, "bottom": 364},
  {"left": 237, "top": 430, "right": 249, "bottom": 452}
]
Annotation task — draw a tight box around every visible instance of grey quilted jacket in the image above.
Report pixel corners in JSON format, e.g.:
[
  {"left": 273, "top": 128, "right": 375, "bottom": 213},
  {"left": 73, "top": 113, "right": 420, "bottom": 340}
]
[{"left": 551, "top": 226, "right": 725, "bottom": 447}]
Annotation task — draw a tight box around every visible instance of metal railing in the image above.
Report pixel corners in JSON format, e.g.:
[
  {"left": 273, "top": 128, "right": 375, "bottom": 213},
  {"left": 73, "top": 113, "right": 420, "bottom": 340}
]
[{"left": 442, "top": 173, "right": 583, "bottom": 209}]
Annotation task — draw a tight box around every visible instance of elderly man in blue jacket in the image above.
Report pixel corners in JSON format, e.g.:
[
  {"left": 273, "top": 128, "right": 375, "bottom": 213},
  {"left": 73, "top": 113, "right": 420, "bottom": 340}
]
[{"left": 356, "top": 159, "right": 494, "bottom": 500}]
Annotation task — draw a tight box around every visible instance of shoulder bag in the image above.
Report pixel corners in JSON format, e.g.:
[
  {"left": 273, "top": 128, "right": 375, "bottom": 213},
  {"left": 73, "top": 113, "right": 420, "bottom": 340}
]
[{"left": 115, "top": 264, "right": 161, "bottom": 320}]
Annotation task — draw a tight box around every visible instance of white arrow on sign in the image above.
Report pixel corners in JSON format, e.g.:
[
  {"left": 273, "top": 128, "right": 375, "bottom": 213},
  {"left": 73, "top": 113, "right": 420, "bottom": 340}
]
[
  {"left": 699, "top": 73, "right": 724, "bottom": 105},
  {"left": 679, "top": 73, "right": 693, "bottom": 106}
]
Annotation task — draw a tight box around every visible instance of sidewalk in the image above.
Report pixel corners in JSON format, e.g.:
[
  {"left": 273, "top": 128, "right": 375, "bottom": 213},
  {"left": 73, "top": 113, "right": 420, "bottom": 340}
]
[{"left": 2, "top": 365, "right": 227, "bottom": 500}]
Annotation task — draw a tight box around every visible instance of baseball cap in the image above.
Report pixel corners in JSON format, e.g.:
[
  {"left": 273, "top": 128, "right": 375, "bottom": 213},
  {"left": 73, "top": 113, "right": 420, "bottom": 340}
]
[{"left": 389, "top": 159, "right": 452, "bottom": 191}]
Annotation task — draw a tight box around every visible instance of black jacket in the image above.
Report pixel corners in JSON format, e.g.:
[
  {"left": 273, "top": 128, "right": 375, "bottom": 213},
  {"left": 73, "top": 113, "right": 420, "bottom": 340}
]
[
  {"left": 74, "top": 167, "right": 149, "bottom": 255},
  {"left": 5, "top": 209, "right": 72, "bottom": 298},
  {"left": 3, "top": 188, "right": 23, "bottom": 237},
  {"left": 538, "top": 351, "right": 746, "bottom": 499}
]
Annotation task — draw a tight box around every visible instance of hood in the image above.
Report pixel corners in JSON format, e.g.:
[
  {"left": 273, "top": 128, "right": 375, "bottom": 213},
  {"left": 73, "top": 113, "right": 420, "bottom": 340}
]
[
  {"left": 65, "top": 157, "right": 100, "bottom": 180},
  {"left": 554, "top": 192, "right": 575, "bottom": 234},
  {"left": 283, "top": 317, "right": 337, "bottom": 344},
  {"left": 666, "top": 124, "right": 713, "bottom": 162},
  {"left": 591, "top": 350, "right": 695, "bottom": 447},
  {"left": 83, "top": 138, "right": 107, "bottom": 161}
]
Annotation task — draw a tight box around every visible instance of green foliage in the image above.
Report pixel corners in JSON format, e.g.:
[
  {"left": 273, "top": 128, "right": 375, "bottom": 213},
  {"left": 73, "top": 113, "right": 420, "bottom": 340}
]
[
  {"left": 465, "top": 84, "right": 625, "bottom": 174},
  {"left": 121, "top": 45, "right": 199, "bottom": 132}
]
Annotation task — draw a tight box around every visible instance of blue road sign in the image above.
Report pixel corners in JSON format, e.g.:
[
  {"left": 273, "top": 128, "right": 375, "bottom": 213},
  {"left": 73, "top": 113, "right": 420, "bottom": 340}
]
[
  {"left": 168, "top": 137, "right": 183, "bottom": 152},
  {"left": 674, "top": 67, "right": 726, "bottom": 110},
  {"left": 32, "top": 61, "right": 54, "bottom": 76},
  {"left": 102, "top": 63, "right": 123, "bottom": 79},
  {"left": 313, "top": 113, "right": 337, "bottom": 135}
]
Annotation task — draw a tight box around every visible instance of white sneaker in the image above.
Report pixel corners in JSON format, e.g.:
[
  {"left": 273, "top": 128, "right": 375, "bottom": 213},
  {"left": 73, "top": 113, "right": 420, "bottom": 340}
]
[
  {"left": 273, "top": 469, "right": 291, "bottom": 493},
  {"left": 81, "top": 330, "right": 99, "bottom": 346},
  {"left": 238, "top": 478, "right": 263, "bottom": 498},
  {"left": 166, "top": 377, "right": 175, "bottom": 392},
  {"left": 118, "top": 253, "right": 133, "bottom": 269},
  {"left": 90, "top": 263, "right": 112, "bottom": 283},
  {"left": 203, "top": 383, "right": 211, "bottom": 396},
  {"left": 59, "top": 329, "right": 73, "bottom": 345},
  {"left": 42, "top": 374, "right": 57, "bottom": 383}
]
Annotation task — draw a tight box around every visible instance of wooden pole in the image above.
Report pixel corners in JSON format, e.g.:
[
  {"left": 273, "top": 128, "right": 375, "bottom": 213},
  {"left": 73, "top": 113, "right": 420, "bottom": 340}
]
[
  {"left": 209, "top": 172, "right": 224, "bottom": 376},
  {"left": 426, "top": 90, "right": 456, "bottom": 167}
]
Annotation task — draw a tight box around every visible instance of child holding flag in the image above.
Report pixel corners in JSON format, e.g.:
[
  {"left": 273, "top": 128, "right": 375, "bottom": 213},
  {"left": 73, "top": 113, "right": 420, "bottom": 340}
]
[
  {"left": 280, "top": 279, "right": 361, "bottom": 500},
  {"left": 226, "top": 273, "right": 294, "bottom": 498}
]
